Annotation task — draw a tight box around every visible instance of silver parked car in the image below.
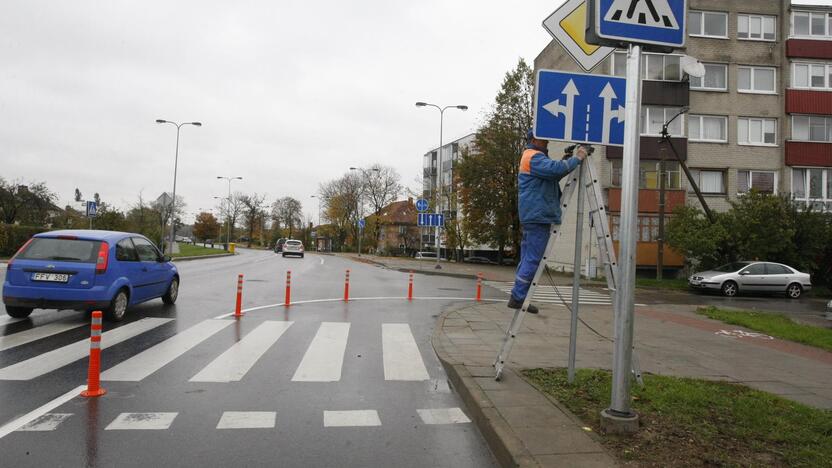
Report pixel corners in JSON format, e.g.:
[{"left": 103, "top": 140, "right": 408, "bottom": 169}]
[{"left": 688, "top": 261, "right": 812, "bottom": 299}]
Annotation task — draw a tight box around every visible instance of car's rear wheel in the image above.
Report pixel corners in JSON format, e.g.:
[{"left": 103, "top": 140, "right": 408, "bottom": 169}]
[
  {"left": 721, "top": 281, "right": 738, "bottom": 297},
  {"left": 106, "top": 289, "right": 129, "bottom": 322},
  {"left": 5, "top": 306, "right": 33, "bottom": 318},
  {"left": 162, "top": 277, "right": 179, "bottom": 305},
  {"left": 786, "top": 283, "right": 802, "bottom": 299}
]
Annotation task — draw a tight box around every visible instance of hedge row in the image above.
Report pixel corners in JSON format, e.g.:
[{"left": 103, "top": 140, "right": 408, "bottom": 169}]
[{"left": 0, "top": 225, "right": 49, "bottom": 257}]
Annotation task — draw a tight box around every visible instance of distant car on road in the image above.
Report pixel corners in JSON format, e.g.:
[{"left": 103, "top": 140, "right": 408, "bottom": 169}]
[
  {"left": 274, "top": 238, "right": 287, "bottom": 253},
  {"left": 688, "top": 261, "right": 811, "bottom": 299},
  {"left": 465, "top": 256, "right": 496, "bottom": 265},
  {"left": 415, "top": 251, "right": 445, "bottom": 261},
  {"left": 2, "top": 230, "right": 179, "bottom": 321},
  {"left": 282, "top": 240, "right": 304, "bottom": 258}
]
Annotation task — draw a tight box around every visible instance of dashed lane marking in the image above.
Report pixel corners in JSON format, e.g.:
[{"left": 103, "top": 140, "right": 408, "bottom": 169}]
[
  {"left": 0, "top": 385, "right": 84, "bottom": 440},
  {"left": 216, "top": 411, "right": 276, "bottom": 429},
  {"left": 105, "top": 413, "right": 178, "bottom": 431},
  {"left": 16, "top": 413, "right": 73, "bottom": 432},
  {"left": 417, "top": 408, "right": 471, "bottom": 425}
]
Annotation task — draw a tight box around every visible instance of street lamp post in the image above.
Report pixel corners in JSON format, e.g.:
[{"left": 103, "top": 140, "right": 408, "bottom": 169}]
[
  {"left": 415, "top": 102, "right": 467, "bottom": 269},
  {"left": 349, "top": 167, "right": 380, "bottom": 257},
  {"left": 217, "top": 176, "right": 243, "bottom": 250},
  {"left": 156, "top": 119, "right": 202, "bottom": 255}
]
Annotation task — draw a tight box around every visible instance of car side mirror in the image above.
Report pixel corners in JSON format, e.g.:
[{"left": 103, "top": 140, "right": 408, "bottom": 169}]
[
  {"left": 161, "top": 255, "right": 172, "bottom": 263},
  {"left": 739, "top": 271, "right": 749, "bottom": 275}
]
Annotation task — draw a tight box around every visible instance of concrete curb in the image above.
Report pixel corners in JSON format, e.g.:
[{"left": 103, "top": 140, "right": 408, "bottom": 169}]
[
  {"left": 171, "top": 253, "right": 235, "bottom": 262},
  {"left": 432, "top": 311, "right": 536, "bottom": 468}
]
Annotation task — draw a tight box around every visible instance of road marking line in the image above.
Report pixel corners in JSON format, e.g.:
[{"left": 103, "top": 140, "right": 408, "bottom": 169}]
[
  {"left": 102, "top": 320, "right": 231, "bottom": 381},
  {"left": 0, "top": 318, "right": 172, "bottom": 380},
  {"left": 382, "top": 323, "right": 429, "bottom": 381},
  {"left": 323, "top": 410, "right": 381, "bottom": 427},
  {"left": 105, "top": 412, "right": 178, "bottom": 430},
  {"left": 0, "top": 385, "right": 84, "bottom": 440},
  {"left": 292, "top": 322, "right": 350, "bottom": 382},
  {"left": 16, "top": 413, "right": 73, "bottom": 431},
  {"left": 0, "top": 321, "right": 86, "bottom": 352},
  {"left": 216, "top": 411, "right": 276, "bottom": 429},
  {"left": 320, "top": 257, "right": 325, "bottom": 265},
  {"left": 190, "top": 321, "right": 293, "bottom": 383},
  {"left": 417, "top": 408, "right": 471, "bottom": 425}
]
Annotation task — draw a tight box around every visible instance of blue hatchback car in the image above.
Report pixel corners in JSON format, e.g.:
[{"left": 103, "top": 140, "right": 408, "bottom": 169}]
[{"left": 3, "top": 230, "right": 179, "bottom": 321}]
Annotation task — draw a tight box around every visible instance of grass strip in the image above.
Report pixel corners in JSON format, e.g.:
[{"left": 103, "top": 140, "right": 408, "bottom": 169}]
[
  {"left": 635, "top": 277, "right": 690, "bottom": 290},
  {"left": 698, "top": 306, "right": 832, "bottom": 352},
  {"left": 172, "top": 244, "right": 227, "bottom": 258},
  {"left": 523, "top": 368, "right": 832, "bottom": 467}
]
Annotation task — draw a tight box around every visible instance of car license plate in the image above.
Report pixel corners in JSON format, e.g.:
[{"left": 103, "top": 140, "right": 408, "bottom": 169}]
[{"left": 32, "top": 273, "right": 70, "bottom": 283}]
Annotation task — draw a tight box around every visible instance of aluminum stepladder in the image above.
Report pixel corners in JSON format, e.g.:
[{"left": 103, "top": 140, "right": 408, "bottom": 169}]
[{"left": 493, "top": 153, "right": 643, "bottom": 384}]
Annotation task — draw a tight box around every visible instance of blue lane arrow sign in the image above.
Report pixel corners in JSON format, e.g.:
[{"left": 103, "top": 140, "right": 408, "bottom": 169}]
[
  {"left": 417, "top": 213, "right": 445, "bottom": 227},
  {"left": 534, "top": 69, "right": 627, "bottom": 147}
]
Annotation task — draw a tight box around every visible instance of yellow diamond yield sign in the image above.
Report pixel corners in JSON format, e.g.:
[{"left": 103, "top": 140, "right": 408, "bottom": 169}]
[{"left": 543, "top": 0, "right": 615, "bottom": 72}]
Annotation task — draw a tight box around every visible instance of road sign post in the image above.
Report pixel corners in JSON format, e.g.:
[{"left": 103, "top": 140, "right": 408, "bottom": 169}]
[{"left": 357, "top": 219, "right": 366, "bottom": 257}]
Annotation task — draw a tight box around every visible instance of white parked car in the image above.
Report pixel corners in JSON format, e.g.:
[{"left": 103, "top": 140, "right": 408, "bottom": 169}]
[{"left": 414, "top": 251, "right": 444, "bottom": 261}]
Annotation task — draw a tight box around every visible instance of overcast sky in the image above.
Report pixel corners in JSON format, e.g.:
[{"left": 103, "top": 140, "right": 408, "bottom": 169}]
[{"left": 2, "top": 1, "right": 830, "bottom": 223}]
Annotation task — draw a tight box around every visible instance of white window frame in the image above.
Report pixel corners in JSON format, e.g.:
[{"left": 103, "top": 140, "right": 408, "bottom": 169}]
[
  {"left": 791, "top": 11, "right": 832, "bottom": 39},
  {"left": 791, "top": 115, "right": 832, "bottom": 143},
  {"left": 737, "top": 66, "right": 777, "bottom": 94},
  {"left": 791, "top": 62, "right": 832, "bottom": 90},
  {"left": 737, "top": 170, "right": 778, "bottom": 195},
  {"left": 689, "top": 10, "right": 729, "bottom": 39},
  {"left": 791, "top": 168, "right": 832, "bottom": 212},
  {"left": 611, "top": 51, "right": 682, "bottom": 81},
  {"left": 738, "top": 117, "right": 777, "bottom": 146},
  {"left": 738, "top": 14, "right": 777, "bottom": 42},
  {"left": 688, "top": 115, "right": 728, "bottom": 143},
  {"left": 689, "top": 169, "right": 727, "bottom": 195},
  {"left": 640, "top": 106, "right": 685, "bottom": 137},
  {"left": 689, "top": 63, "right": 728, "bottom": 91}
]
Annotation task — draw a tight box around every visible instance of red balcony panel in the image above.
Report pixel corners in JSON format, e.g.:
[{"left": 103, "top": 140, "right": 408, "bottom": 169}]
[
  {"left": 607, "top": 188, "right": 686, "bottom": 213},
  {"left": 786, "top": 141, "right": 832, "bottom": 167},
  {"left": 786, "top": 39, "right": 832, "bottom": 60},
  {"left": 786, "top": 89, "right": 832, "bottom": 115}
]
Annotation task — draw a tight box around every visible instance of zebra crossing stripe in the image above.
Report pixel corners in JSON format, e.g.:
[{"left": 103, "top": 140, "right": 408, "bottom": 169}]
[
  {"left": 190, "top": 321, "right": 294, "bottom": 383},
  {"left": 292, "top": 322, "right": 350, "bottom": 382},
  {"left": 382, "top": 323, "right": 429, "bottom": 381},
  {"left": 0, "top": 321, "right": 86, "bottom": 352},
  {"left": 0, "top": 318, "right": 172, "bottom": 381},
  {"left": 102, "top": 320, "right": 231, "bottom": 382}
]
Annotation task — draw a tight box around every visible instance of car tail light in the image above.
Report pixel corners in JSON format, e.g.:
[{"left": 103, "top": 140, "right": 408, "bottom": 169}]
[
  {"left": 96, "top": 242, "right": 110, "bottom": 274},
  {"left": 7, "top": 238, "right": 34, "bottom": 271}
]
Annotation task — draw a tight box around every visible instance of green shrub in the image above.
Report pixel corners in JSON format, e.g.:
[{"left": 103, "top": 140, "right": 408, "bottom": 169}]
[{"left": 0, "top": 224, "right": 49, "bottom": 257}]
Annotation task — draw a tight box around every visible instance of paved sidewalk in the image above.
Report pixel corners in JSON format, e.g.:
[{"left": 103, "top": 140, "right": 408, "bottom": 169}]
[{"left": 432, "top": 300, "right": 832, "bottom": 467}]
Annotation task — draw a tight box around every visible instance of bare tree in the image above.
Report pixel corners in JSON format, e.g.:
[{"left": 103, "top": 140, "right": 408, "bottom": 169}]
[
  {"left": 362, "top": 164, "right": 402, "bottom": 215},
  {"left": 215, "top": 191, "right": 245, "bottom": 242},
  {"left": 151, "top": 192, "right": 186, "bottom": 247},
  {"left": 319, "top": 172, "right": 362, "bottom": 250},
  {"left": 239, "top": 193, "right": 267, "bottom": 247},
  {"left": 271, "top": 196, "right": 303, "bottom": 238}
]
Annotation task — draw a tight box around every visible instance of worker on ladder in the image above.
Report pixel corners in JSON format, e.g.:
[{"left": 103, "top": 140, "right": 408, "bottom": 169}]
[{"left": 509, "top": 131, "right": 586, "bottom": 314}]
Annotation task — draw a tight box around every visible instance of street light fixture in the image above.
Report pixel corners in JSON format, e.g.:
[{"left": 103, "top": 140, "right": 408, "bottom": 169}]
[
  {"left": 156, "top": 119, "right": 202, "bottom": 254},
  {"left": 415, "top": 102, "right": 467, "bottom": 269},
  {"left": 216, "top": 176, "right": 243, "bottom": 249}
]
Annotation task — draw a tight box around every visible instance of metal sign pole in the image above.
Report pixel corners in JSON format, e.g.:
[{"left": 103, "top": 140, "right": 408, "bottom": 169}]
[
  {"left": 604, "top": 44, "right": 642, "bottom": 424},
  {"left": 567, "top": 161, "right": 586, "bottom": 384}
]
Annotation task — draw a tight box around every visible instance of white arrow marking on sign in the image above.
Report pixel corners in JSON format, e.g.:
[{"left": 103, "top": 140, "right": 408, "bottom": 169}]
[
  {"left": 599, "top": 83, "right": 625, "bottom": 145},
  {"left": 604, "top": 0, "right": 679, "bottom": 30},
  {"left": 543, "top": 79, "right": 580, "bottom": 139}
]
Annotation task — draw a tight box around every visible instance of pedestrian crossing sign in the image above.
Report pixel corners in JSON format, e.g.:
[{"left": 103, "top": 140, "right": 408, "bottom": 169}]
[{"left": 588, "top": 0, "right": 687, "bottom": 49}]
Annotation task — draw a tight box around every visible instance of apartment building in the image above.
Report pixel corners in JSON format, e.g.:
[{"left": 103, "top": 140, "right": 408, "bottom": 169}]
[{"left": 533, "top": 0, "right": 832, "bottom": 273}]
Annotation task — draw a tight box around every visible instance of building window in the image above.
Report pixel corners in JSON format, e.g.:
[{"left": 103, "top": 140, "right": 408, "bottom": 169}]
[
  {"left": 610, "top": 160, "right": 681, "bottom": 189},
  {"left": 738, "top": 14, "right": 776, "bottom": 41},
  {"left": 609, "top": 216, "right": 661, "bottom": 242},
  {"left": 738, "top": 117, "right": 777, "bottom": 145},
  {"left": 738, "top": 170, "right": 777, "bottom": 194},
  {"left": 792, "top": 11, "right": 832, "bottom": 38},
  {"left": 738, "top": 66, "right": 776, "bottom": 94},
  {"left": 792, "top": 115, "right": 832, "bottom": 143},
  {"left": 610, "top": 51, "right": 627, "bottom": 77},
  {"left": 688, "top": 115, "right": 728, "bottom": 142},
  {"left": 689, "top": 63, "right": 728, "bottom": 91},
  {"left": 792, "top": 63, "right": 832, "bottom": 90},
  {"left": 641, "top": 106, "right": 684, "bottom": 136},
  {"left": 689, "top": 169, "right": 726, "bottom": 194},
  {"left": 611, "top": 51, "right": 681, "bottom": 81},
  {"left": 792, "top": 168, "right": 832, "bottom": 211},
  {"left": 689, "top": 10, "right": 728, "bottom": 38}
]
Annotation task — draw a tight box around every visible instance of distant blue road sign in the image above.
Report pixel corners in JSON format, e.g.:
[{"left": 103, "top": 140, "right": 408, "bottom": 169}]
[
  {"left": 592, "top": 0, "right": 687, "bottom": 48},
  {"left": 417, "top": 213, "right": 444, "bottom": 227},
  {"left": 534, "top": 69, "right": 627, "bottom": 146},
  {"left": 415, "top": 199, "right": 429, "bottom": 212},
  {"left": 358, "top": 219, "right": 366, "bottom": 229},
  {"left": 86, "top": 201, "right": 98, "bottom": 218}
]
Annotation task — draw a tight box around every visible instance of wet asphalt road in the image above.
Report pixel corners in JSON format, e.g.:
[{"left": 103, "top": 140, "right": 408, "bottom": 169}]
[{"left": 0, "top": 250, "right": 503, "bottom": 467}]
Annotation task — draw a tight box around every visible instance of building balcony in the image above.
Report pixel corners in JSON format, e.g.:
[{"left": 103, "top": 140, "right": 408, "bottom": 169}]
[
  {"left": 785, "top": 140, "right": 832, "bottom": 167},
  {"left": 605, "top": 136, "right": 688, "bottom": 161},
  {"left": 642, "top": 80, "right": 689, "bottom": 107},
  {"left": 786, "top": 39, "right": 832, "bottom": 60},
  {"left": 786, "top": 89, "right": 832, "bottom": 115},
  {"left": 607, "top": 188, "right": 686, "bottom": 214}
]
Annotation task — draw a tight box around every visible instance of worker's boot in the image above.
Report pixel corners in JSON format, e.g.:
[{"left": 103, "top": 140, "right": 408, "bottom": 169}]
[{"left": 507, "top": 296, "right": 538, "bottom": 314}]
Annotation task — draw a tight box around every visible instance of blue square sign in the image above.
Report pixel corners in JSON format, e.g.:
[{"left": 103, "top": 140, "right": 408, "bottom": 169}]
[
  {"left": 594, "top": 0, "right": 687, "bottom": 48},
  {"left": 534, "top": 69, "right": 627, "bottom": 147}
]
